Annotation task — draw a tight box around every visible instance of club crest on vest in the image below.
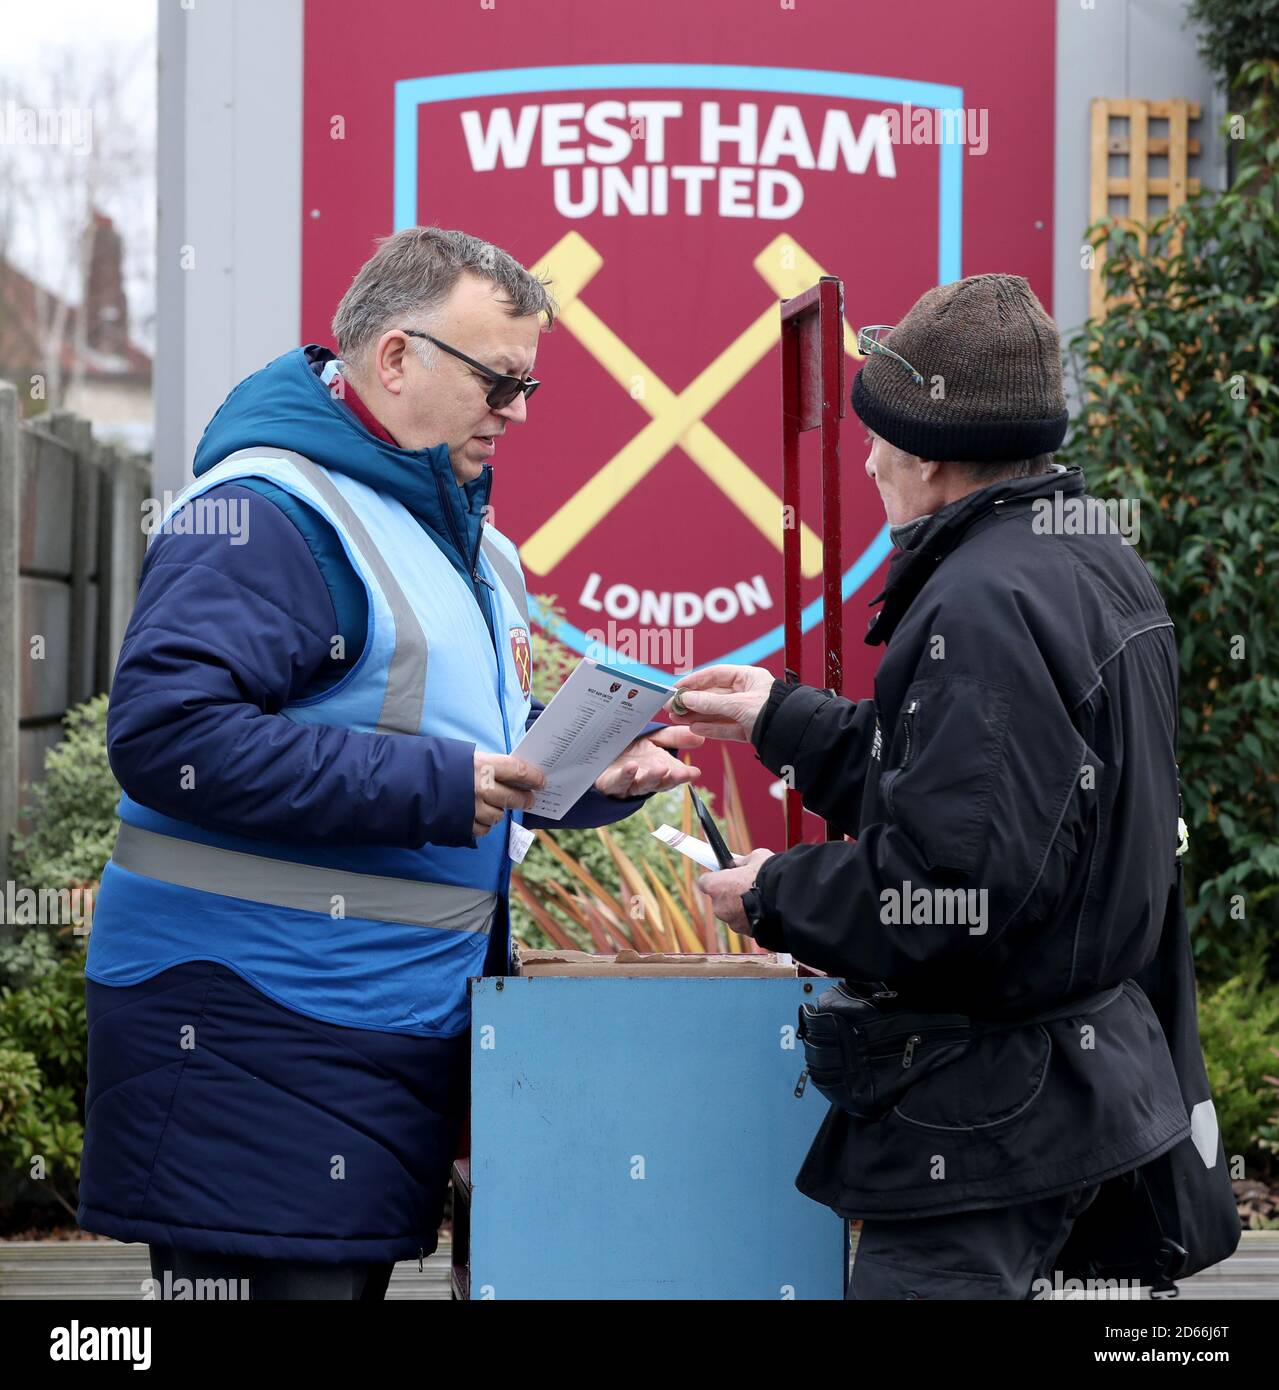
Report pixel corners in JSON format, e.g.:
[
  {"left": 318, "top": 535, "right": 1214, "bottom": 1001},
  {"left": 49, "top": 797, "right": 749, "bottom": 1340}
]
[{"left": 510, "top": 626, "right": 532, "bottom": 696}]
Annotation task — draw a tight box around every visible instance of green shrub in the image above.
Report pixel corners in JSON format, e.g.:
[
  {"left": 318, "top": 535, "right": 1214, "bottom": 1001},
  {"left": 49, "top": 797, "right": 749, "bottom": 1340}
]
[
  {"left": 1260, "top": 1068, "right": 1279, "bottom": 1165},
  {"left": 0, "top": 921, "right": 61, "bottom": 986},
  {"left": 1, "top": 694, "right": 116, "bottom": 1229},
  {"left": 0, "top": 945, "right": 88, "bottom": 1219},
  {"left": 1197, "top": 974, "right": 1279, "bottom": 1178},
  {"left": 1059, "top": 63, "right": 1279, "bottom": 982},
  {"left": 1187, "top": 0, "right": 1279, "bottom": 86},
  {"left": 11, "top": 694, "right": 119, "bottom": 893}
]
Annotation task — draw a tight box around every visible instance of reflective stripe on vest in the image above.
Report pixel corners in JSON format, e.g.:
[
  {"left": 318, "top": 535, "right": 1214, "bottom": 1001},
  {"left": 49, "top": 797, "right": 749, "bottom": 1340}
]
[
  {"left": 217, "top": 447, "right": 429, "bottom": 735},
  {"left": 113, "top": 823, "right": 497, "bottom": 935},
  {"left": 216, "top": 448, "right": 532, "bottom": 725}
]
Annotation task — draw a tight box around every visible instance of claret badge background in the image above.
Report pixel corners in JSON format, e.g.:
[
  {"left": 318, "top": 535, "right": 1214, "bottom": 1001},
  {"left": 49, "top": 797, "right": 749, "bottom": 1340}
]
[{"left": 301, "top": 0, "right": 1056, "bottom": 836}]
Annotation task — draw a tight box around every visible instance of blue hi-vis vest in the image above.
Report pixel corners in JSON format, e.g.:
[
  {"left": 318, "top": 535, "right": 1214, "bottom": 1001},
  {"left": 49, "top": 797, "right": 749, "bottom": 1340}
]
[{"left": 85, "top": 449, "right": 534, "bottom": 1037}]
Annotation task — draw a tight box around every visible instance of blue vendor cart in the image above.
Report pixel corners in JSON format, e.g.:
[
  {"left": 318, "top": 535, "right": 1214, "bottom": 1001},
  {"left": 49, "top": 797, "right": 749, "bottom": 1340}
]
[{"left": 451, "top": 972, "right": 846, "bottom": 1299}]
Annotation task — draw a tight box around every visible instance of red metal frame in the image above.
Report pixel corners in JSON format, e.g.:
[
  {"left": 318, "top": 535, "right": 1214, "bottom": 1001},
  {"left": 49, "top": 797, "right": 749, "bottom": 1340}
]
[{"left": 779, "top": 277, "right": 845, "bottom": 848}]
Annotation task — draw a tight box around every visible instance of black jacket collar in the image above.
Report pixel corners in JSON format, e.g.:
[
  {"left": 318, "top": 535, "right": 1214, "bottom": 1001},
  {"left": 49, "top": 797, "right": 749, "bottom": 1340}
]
[{"left": 865, "top": 465, "right": 1086, "bottom": 647}]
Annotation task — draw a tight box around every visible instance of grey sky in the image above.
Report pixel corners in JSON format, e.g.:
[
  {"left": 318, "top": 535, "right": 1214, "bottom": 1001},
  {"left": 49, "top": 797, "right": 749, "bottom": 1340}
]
[{"left": 0, "top": 0, "right": 157, "bottom": 349}]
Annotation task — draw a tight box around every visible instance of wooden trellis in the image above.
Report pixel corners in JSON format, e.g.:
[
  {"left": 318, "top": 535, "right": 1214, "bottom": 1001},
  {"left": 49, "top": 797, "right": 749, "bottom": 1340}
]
[{"left": 1089, "top": 98, "right": 1201, "bottom": 320}]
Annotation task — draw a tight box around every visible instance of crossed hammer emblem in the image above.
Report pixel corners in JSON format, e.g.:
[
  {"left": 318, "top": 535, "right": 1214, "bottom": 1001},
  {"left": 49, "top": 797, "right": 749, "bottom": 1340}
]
[
  {"left": 521, "top": 232, "right": 864, "bottom": 578},
  {"left": 511, "top": 628, "right": 532, "bottom": 694}
]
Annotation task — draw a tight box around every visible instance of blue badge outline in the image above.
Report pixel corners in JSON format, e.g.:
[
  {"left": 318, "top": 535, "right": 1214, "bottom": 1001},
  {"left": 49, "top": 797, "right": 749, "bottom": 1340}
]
[{"left": 394, "top": 63, "right": 963, "bottom": 682}]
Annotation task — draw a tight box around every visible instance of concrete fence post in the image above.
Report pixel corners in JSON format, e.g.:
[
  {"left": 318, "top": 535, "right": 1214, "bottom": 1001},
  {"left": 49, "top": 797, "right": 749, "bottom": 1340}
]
[
  {"left": 47, "top": 411, "right": 99, "bottom": 708},
  {"left": 100, "top": 448, "right": 147, "bottom": 689},
  {"left": 0, "top": 383, "right": 20, "bottom": 883}
]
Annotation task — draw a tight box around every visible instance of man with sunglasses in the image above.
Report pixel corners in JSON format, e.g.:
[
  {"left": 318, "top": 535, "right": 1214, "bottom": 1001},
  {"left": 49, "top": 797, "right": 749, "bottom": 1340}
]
[
  {"left": 78, "top": 227, "right": 701, "bottom": 1298},
  {"left": 673, "top": 274, "right": 1209, "bottom": 1299}
]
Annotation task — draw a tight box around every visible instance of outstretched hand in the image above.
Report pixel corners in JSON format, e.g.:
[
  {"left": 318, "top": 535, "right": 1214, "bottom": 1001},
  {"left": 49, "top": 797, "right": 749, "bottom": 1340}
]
[
  {"left": 665, "top": 665, "right": 775, "bottom": 743},
  {"left": 594, "top": 725, "right": 705, "bottom": 798}
]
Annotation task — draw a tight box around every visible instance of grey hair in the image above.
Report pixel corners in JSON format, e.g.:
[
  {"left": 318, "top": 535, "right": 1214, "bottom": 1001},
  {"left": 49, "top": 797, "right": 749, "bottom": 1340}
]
[
  {"left": 959, "top": 454, "right": 1055, "bottom": 484},
  {"left": 331, "top": 226, "right": 557, "bottom": 368}
]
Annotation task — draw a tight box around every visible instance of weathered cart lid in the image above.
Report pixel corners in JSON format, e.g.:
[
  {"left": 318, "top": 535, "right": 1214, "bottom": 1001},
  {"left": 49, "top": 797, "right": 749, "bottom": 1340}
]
[{"left": 514, "top": 946, "right": 798, "bottom": 978}]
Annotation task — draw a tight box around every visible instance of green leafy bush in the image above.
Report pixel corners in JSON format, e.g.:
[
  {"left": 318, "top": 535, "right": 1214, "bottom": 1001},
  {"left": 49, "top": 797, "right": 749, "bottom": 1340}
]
[
  {"left": 1187, "top": 0, "right": 1279, "bottom": 86},
  {"left": 1259, "top": 1067, "right": 1279, "bottom": 1166},
  {"left": 1, "top": 694, "right": 116, "bottom": 1229},
  {"left": 11, "top": 694, "right": 119, "bottom": 892},
  {"left": 0, "top": 943, "right": 88, "bottom": 1220},
  {"left": 1197, "top": 974, "right": 1279, "bottom": 1179},
  {"left": 1059, "top": 63, "right": 1279, "bottom": 982}
]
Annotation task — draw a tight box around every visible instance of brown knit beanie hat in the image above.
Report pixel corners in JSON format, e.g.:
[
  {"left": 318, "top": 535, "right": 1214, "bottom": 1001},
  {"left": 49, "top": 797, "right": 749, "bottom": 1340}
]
[{"left": 851, "top": 273, "right": 1068, "bottom": 462}]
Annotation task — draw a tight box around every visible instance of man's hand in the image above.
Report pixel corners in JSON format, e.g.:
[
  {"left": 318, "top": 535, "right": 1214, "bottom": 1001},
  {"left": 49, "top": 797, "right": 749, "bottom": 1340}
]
[
  {"left": 695, "top": 847, "right": 776, "bottom": 935},
  {"left": 666, "top": 664, "right": 775, "bottom": 743},
  {"left": 473, "top": 752, "right": 546, "bottom": 838},
  {"left": 593, "top": 725, "right": 705, "bottom": 798}
]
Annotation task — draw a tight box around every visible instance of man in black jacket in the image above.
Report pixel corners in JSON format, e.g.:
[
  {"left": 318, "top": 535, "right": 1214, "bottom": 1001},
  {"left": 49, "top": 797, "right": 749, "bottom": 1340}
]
[{"left": 671, "top": 274, "right": 1192, "bottom": 1299}]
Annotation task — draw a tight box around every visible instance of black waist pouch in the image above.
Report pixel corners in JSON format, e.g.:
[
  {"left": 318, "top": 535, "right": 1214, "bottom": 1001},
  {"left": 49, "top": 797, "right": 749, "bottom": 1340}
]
[
  {"left": 796, "top": 983, "right": 970, "bottom": 1120},
  {"left": 797, "top": 980, "right": 1123, "bottom": 1121}
]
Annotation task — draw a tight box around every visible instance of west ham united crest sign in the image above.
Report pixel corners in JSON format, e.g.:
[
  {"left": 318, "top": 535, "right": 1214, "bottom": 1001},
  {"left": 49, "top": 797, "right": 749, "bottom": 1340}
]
[{"left": 302, "top": 0, "right": 1055, "bottom": 714}]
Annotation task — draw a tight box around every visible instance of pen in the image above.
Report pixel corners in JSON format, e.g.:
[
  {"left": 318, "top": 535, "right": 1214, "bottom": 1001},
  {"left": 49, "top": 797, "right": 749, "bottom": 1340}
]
[{"left": 689, "top": 786, "right": 736, "bottom": 870}]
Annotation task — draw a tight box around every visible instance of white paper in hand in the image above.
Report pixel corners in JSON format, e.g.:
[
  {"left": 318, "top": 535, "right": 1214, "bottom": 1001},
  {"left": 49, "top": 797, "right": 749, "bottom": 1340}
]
[
  {"left": 512, "top": 658, "right": 673, "bottom": 821},
  {"left": 651, "top": 824, "right": 739, "bottom": 872}
]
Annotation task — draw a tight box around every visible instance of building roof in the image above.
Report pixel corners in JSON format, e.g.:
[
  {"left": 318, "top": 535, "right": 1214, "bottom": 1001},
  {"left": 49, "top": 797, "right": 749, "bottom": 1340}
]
[{"left": 0, "top": 210, "right": 152, "bottom": 388}]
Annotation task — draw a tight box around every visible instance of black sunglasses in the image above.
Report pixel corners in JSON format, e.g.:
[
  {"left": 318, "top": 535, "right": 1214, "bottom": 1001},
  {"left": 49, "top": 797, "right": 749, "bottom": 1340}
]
[{"left": 400, "top": 330, "right": 540, "bottom": 410}]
